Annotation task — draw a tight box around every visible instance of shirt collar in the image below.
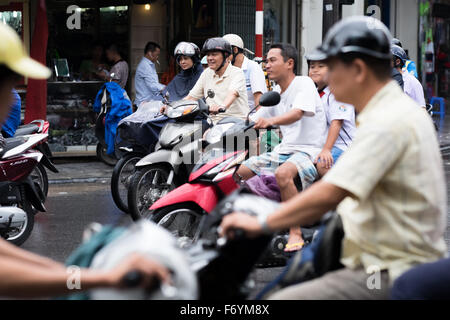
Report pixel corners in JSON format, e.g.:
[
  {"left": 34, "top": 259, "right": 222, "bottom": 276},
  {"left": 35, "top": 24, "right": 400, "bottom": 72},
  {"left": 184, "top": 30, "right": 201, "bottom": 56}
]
[
  {"left": 213, "top": 62, "right": 232, "bottom": 79},
  {"left": 356, "top": 80, "right": 400, "bottom": 126},
  {"left": 144, "top": 57, "right": 154, "bottom": 66}
]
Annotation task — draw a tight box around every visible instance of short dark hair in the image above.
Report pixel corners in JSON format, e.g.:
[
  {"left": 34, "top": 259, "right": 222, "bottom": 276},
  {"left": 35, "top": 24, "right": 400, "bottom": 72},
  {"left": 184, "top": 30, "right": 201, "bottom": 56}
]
[
  {"left": 0, "top": 65, "right": 21, "bottom": 87},
  {"left": 269, "top": 43, "right": 298, "bottom": 73},
  {"left": 144, "top": 42, "right": 160, "bottom": 55},
  {"left": 338, "top": 53, "right": 392, "bottom": 81},
  {"left": 106, "top": 43, "right": 121, "bottom": 56}
]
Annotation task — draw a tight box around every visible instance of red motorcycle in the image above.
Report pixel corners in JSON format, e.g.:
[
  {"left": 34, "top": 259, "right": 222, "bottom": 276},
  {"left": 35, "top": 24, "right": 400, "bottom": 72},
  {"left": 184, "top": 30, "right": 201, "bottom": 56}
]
[
  {"left": 145, "top": 92, "right": 281, "bottom": 248},
  {"left": 0, "top": 133, "right": 49, "bottom": 245}
]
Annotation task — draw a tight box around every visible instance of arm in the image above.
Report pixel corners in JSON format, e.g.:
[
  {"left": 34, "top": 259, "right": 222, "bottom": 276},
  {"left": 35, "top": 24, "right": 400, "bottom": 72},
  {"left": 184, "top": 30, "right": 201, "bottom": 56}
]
[
  {"left": 219, "top": 181, "right": 350, "bottom": 238},
  {"left": 209, "top": 90, "right": 239, "bottom": 113},
  {"left": 254, "top": 109, "right": 303, "bottom": 129},
  {"left": 0, "top": 252, "right": 170, "bottom": 299},
  {"left": 0, "top": 239, "right": 64, "bottom": 271},
  {"left": 315, "top": 120, "right": 343, "bottom": 168}
]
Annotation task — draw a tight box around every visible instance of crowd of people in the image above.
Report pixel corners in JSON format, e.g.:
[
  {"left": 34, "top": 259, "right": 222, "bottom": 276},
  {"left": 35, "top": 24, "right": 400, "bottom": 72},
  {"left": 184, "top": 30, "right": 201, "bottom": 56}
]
[{"left": 0, "top": 14, "right": 448, "bottom": 300}]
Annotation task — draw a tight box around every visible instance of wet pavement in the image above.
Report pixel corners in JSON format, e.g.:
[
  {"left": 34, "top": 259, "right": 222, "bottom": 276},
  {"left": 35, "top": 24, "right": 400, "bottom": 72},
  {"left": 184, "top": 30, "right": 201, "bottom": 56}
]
[{"left": 17, "top": 108, "right": 450, "bottom": 299}]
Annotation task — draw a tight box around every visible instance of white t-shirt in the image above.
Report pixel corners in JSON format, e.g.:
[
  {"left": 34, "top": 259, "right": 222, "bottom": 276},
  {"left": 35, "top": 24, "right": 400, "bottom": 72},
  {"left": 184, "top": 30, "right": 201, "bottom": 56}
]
[
  {"left": 322, "top": 87, "right": 356, "bottom": 151},
  {"left": 242, "top": 57, "right": 267, "bottom": 109},
  {"left": 251, "top": 76, "right": 327, "bottom": 160}
]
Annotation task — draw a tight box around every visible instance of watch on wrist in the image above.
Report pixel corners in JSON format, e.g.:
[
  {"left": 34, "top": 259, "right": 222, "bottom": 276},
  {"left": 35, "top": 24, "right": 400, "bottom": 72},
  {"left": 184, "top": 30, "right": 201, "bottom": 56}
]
[{"left": 257, "top": 214, "right": 272, "bottom": 235}]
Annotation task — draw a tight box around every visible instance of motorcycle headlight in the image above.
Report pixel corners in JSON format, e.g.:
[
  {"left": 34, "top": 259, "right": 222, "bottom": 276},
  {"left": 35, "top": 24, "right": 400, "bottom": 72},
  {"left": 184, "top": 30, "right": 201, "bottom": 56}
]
[
  {"left": 166, "top": 103, "right": 199, "bottom": 119},
  {"left": 167, "top": 107, "right": 184, "bottom": 119}
]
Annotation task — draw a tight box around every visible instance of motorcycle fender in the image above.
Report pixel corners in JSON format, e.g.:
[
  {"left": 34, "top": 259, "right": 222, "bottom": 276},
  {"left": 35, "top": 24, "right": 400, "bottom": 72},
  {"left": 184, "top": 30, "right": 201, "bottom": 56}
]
[
  {"left": 40, "top": 154, "right": 59, "bottom": 173},
  {"left": 149, "top": 183, "right": 220, "bottom": 214},
  {"left": 22, "top": 177, "right": 46, "bottom": 212},
  {"left": 135, "top": 150, "right": 182, "bottom": 173}
]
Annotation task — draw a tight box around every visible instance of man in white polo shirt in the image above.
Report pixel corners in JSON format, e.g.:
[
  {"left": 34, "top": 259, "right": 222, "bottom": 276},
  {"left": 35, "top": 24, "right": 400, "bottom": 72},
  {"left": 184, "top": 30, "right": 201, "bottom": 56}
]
[{"left": 185, "top": 37, "right": 248, "bottom": 124}]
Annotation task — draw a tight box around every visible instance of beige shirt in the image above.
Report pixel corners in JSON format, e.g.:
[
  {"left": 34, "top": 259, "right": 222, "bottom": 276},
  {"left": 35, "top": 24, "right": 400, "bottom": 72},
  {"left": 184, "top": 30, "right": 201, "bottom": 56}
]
[
  {"left": 323, "top": 81, "right": 447, "bottom": 283},
  {"left": 189, "top": 63, "right": 249, "bottom": 123}
]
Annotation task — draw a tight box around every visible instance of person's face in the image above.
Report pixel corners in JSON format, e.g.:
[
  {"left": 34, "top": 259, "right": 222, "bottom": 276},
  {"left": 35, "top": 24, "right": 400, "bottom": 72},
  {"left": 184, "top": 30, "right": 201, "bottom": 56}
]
[
  {"left": 265, "top": 48, "right": 293, "bottom": 82},
  {"left": 178, "top": 55, "right": 194, "bottom": 70},
  {"left": 147, "top": 48, "right": 161, "bottom": 62},
  {"left": 309, "top": 61, "right": 329, "bottom": 88},
  {"left": 327, "top": 58, "right": 358, "bottom": 104},
  {"left": 0, "top": 82, "right": 16, "bottom": 125},
  {"left": 207, "top": 51, "right": 224, "bottom": 70}
]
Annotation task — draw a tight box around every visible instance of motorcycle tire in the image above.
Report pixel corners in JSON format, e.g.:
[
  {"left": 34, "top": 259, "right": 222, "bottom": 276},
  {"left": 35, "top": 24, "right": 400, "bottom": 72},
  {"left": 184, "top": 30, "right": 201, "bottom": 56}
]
[
  {"left": 6, "top": 186, "right": 35, "bottom": 246},
  {"left": 151, "top": 203, "right": 205, "bottom": 249},
  {"left": 128, "top": 164, "right": 178, "bottom": 221},
  {"left": 96, "top": 143, "right": 118, "bottom": 166},
  {"left": 31, "top": 162, "right": 48, "bottom": 200},
  {"left": 111, "top": 153, "right": 143, "bottom": 213}
]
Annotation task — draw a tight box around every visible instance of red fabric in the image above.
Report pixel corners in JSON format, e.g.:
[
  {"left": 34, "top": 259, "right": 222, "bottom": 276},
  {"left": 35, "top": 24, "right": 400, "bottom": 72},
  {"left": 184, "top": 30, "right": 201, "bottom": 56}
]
[
  {"left": 319, "top": 90, "right": 326, "bottom": 98},
  {"left": 24, "top": 0, "right": 48, "bottom": 123}
]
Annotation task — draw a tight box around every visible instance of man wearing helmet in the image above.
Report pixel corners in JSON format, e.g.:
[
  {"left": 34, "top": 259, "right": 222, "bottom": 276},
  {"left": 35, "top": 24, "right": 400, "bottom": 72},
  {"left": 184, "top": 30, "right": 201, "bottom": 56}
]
[
  {"left": 185, "top": 37, "right": 248, "bottom": 123},
  {"left": 220, "top": 16, "right": 446, "bottom": 299},
  {"left": 0, "top": 24, "right": 170, "bottom": 298},
  {"left": 392, "top": 38, "right": 419, "bottom": 78},
  {"left": 222, "top": 34, "right": 267, "bottom": 109},
  {"left": 134, "top": 42, "right": 166, "bottom": 107},
  {"left": 392, "top": 44, "right": 426, "bottom": 108}
]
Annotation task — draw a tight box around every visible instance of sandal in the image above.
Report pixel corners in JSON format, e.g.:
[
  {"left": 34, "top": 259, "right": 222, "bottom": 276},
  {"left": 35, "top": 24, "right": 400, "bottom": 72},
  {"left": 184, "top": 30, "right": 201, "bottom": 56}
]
[{"left": 284, "top": 241, "right": 304, "bottom": 252}]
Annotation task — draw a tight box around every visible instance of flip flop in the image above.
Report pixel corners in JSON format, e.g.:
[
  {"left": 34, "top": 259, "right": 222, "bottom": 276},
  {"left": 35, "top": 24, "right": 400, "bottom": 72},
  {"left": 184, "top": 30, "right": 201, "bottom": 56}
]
[{"left": 284, "top": 242, "right": 304, "bottom": 252}]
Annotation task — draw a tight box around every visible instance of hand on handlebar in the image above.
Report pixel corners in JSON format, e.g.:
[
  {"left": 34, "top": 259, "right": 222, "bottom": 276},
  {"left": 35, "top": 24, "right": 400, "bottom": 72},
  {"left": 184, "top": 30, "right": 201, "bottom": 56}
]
[
  {"left": 108, "top": 253, "right": 171, "bottom": 290},
  {"left": 218, "top": 212, "right": 263, "bottom": 239},
  {"left": 209, "top": 105, "right": 226, "bottom": 114},
  {"left": 253, "top": 118, "right": 274, "bottom": 130},
  {"left": 160, "top": 105, "right": 168, "bottom": 115}
]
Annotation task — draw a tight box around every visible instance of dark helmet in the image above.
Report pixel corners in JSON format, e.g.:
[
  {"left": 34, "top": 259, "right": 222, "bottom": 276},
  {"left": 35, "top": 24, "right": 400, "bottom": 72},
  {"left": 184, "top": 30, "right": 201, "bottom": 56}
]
[
  {"left": 391, "top": 44, "right": 407, "bottom": 68},
  {"left": 312, "top": 16, "right": 392, "bottom": 61},
  {"left": 202, "top": 37, "right": 232, "bottom": 56},
  {"left": 391, "top": 38, "right": 403, "bottom": 48}
]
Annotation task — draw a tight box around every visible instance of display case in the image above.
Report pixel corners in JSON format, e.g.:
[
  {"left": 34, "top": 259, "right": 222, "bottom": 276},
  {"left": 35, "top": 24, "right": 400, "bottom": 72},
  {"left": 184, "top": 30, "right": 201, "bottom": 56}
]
[{"left": 46, "top": 81, "right": 104, "bottom": 155}]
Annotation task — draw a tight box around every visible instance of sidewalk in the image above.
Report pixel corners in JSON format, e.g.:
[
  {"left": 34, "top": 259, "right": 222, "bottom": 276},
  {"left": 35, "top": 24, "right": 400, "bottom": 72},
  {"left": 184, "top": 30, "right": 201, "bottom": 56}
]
[{"left": 48, "top": 157, "right": 114, "bottom": 184}]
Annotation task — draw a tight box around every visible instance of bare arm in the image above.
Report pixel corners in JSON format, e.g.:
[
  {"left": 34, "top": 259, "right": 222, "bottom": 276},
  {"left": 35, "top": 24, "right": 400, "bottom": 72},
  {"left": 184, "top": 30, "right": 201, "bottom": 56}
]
[
  {"left": 220, "top": 181, "right": 350, "bottom": 238},
  {"left": 0, "top": 239, "right": 64, "bottom": 271},
  {"left": 254, "top": 109, "right": 303, "bottom": 129},
  {"left": 315, "top": 120, "right": 343, "bottom": 168}
]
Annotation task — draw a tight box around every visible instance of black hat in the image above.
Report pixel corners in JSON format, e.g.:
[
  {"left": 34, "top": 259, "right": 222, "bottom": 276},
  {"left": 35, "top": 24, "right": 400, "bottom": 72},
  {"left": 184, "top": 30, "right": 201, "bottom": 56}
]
[
  {"left": 312, "top": 16, "right": 393, "bottom": 61},
  {"left": 202, "top": 37, "right": 232, "bottom": 55}
]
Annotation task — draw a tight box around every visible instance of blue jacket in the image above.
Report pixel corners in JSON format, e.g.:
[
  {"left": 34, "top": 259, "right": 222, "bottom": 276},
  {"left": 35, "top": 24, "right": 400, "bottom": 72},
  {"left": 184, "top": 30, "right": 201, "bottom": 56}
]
[
  {"left": 93, "top": 82, "right": 132, "bottom": 155},
  {"left": 2, "top": 89, "right": 21, "bottom": 137}
]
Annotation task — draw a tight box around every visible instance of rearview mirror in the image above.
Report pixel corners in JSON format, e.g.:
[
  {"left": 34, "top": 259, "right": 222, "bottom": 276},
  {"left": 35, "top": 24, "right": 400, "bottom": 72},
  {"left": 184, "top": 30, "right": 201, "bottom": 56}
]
[{"left": 259, "top": 91, "right": 281, "bottom": 107}]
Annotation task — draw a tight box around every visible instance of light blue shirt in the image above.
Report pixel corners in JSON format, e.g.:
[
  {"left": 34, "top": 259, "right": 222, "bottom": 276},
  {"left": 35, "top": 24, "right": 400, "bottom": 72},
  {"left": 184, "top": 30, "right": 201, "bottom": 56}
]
[{"left": 134, "top": 57, "right": 166, "bottom": 106}]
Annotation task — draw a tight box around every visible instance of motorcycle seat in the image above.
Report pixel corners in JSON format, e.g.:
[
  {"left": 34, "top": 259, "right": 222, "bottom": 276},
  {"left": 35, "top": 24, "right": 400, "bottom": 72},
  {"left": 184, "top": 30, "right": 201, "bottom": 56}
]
[
  {"left": 0, "top": 137, "right": 27, "bottom": 158},
  {"left": 14, "top": 124, "right": 39, "bottom": 136}
]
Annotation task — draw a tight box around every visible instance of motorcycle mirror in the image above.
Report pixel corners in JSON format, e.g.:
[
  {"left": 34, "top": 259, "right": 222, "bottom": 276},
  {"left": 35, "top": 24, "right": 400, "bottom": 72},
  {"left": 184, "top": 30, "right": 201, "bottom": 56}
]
[
  {"left": 259, "top": 91, "right": 281, "bottom": 107},
  {"left": 207, "top": 89, "right": 215, "bottom": 99}
]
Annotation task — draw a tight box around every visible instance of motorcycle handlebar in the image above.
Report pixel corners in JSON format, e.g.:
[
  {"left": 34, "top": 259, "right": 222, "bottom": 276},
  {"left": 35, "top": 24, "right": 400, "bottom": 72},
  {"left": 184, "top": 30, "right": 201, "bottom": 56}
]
[{"left": 121, "top": 270, "right": 161, "bottom": 293}]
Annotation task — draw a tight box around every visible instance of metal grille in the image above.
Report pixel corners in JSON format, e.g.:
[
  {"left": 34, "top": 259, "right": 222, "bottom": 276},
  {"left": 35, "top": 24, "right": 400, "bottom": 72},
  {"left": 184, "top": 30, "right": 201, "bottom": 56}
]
[{"left": 223, "top": 0, "right": 256, "bottom": 56}]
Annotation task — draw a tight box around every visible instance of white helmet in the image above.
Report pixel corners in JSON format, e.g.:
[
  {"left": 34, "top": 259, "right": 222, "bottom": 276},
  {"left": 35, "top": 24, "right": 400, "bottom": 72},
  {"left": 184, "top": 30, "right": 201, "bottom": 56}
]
[
  {"left": 222, "top": 34, "right": 254, "bottom": 55},
  {"left": 173, "top": 42, "right": 200, "bottom": 60}
]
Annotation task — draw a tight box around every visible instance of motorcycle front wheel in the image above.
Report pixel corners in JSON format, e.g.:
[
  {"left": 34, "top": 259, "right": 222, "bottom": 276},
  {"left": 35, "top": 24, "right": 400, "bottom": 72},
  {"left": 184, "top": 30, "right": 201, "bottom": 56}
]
[
  {"left": 5, "top": 186, "right": 35, "bottom": 246},
  {"left": 111, "top": 153, "right": 142, "bottom": 213},
  {"left": 96, "top": 143, "right": 118, "bottom": 166},
  {"left": 128, "top": 164, "right": 178, "bottom": 221},
  {"left": 150, "top": 203, "right": 205, "bottom": 249}
]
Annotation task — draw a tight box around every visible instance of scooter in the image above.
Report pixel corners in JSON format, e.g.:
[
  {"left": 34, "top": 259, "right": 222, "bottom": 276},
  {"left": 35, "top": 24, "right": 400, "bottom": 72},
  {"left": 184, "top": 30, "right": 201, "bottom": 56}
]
[
  {"left": 10, "top": 119, "right": 59, "bottom": 201},
  {"left": 69, "top": 193, "right": 278, "bottom": 300},
  {"left": 127, "top": 93, "right": 217, "bottom": 220},
  {"left": 0, "top": 134, "right": 48, "bottom": 245},
  {"left": 145, "top": 92, "right": 280, "bottom": 246}
]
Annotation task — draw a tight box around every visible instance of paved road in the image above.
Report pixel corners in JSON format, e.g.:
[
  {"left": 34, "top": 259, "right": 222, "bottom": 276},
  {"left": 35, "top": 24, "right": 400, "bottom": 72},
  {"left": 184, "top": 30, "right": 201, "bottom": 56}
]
[{"left": 21, "top": 182, "right": 282, "bottom": 299}]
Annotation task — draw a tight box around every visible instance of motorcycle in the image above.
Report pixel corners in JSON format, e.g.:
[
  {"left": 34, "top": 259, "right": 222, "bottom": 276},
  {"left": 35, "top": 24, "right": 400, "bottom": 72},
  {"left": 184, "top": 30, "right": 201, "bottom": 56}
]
[
  {"left": 0, "top": 133, "right": 49, "bottom": 245},
  {"left": 94, "top": 73, "right": 132, "bottom": 166},
  {"left": 10, "top": 119, "right": 59, "bottom": 202},
  {"left": 127, "top": 93, "right": 217, "bottom": 220},
  {"left": 70, "top": 193, "right": 278, "bottom": 300},
  {"left": 144, "top": 92, "right": 280, "bottom": 244}
]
